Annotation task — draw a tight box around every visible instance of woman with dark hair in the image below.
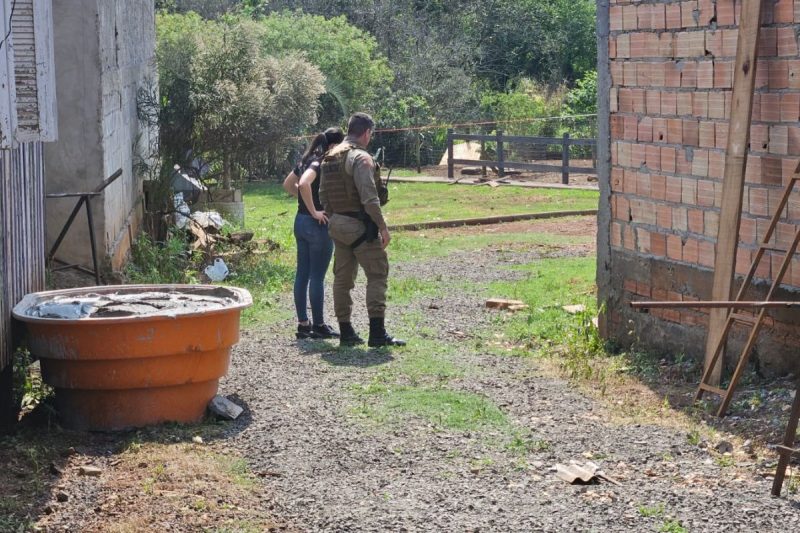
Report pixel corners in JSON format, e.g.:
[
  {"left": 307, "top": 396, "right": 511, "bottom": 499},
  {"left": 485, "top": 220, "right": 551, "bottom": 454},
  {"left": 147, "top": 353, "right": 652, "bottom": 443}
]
[{"left": 283, "top": 127, "right": 345, "bottom": 338}]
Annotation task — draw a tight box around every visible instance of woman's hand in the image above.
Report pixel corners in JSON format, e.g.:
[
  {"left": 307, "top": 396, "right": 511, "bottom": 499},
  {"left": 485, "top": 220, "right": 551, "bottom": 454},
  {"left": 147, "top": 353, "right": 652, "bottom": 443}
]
[{"left": 311, "top": 209, "right": 329, "bottom": 224}]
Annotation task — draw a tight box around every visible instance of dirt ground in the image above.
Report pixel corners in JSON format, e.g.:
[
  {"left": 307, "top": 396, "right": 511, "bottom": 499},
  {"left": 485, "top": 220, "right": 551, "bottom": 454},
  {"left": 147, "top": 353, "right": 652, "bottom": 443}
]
[{"left": 7, "top": 216, "right": 800, "bottom": 531}]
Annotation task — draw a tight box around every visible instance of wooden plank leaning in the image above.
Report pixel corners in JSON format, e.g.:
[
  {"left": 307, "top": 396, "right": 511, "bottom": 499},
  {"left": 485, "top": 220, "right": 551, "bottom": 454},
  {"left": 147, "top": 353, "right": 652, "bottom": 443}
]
[{"left": 703, "top": 0, "right": 763, "bottom": 386}]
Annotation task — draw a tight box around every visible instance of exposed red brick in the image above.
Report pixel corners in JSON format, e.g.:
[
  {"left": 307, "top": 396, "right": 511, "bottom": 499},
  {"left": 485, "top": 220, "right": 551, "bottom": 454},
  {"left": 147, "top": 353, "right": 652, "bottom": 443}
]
[
  {"left": 688, "top": 209, "right": 704, "bottom": 234},
  {"left": 769, "top": 126, "right": 789, "bottom": 156},
  {"left": 696, "top": 60, "right": 714, "bottom": 88},
  {"left": 704, "top": 210, "right": 720, "bottom": 237},
  {"left": 774, "top": 0, "right": 794, "bottom": 23},
  {"left": 698, "top": 121, "right": 715, "bottom": 148},
  {"left": 637, "top": 4, "right": 652, "bottom": 30},
  {"left": 708, "top": 151, "right": 725, "bottom": 179},
  {"left": 661, "top": 146, "right": 677, "bottom": 173},
  {"left": 662, "top": 92, "right": 678, "bottom": 115},
  {"left": 666, "top": 176, "right": 683, "bottom": 202},
  {"left": 657, "top": 203, "right": 672, "bottom": 228},
  {"left": 715, "top": 123, "right": 729, "bottom": 150},
  {"left": 721, "top": 29, "right": 739, "bottom": 57},
  {"left": 683, "top": 238, "right": 699, "bottom": 264},
  {"left": 691, "top": 149, "right": 709, "bottom": 177},
  {"left": 645, "top": 143, "right": 660, "bottom": 168},
  {"left": 622, "top": 4, "right": 638, "bottom": 30},
  {"left": 666, "top": 3, "right": 683, "bottom": 29},
  {"left": 672, "top": 206, "right": 688, "bottom": 232},
  {"left": 708, "top": 92, "right": 727, "bottom": 119},
  {"left": 768, "top": 59, "right": 790, "bottom": 89},
  {"left": 639, "top": 117, "right": 654, "bottom": 143},
  {"left": 749, "top": 187, "right": 770, "bottom": 217},
  {"left": 651, "top": 3, "right": 666, "bottom": 30},
  {"left": 681, "top": 1, "right": 698, "bottom": 28},
  {"left": 644, "top": 90, "right": 659, "bottom": 115},
  {"left": 697, "top": 179, "right": 716, "bottom": 207},
  {"left": 650, "top": 233, "right": 667, "bottom": 257},
  {"left": 651, "top": 173, "right": 667, "bottom": 200},
  {"left": 780, "top": 93, "right": 800, "bottom": 122},
  {"left": 610, "top": 5, "right": 623, "bottom": 31},
  {"left": 704, "top": 30, "right": 723, "bottom": 58},
  {"left": 777, "top": 26, "right": 799, "bottom": 57},
  {"left": 677, "top": 92, "right": 693, "bottom": 116},
  {"left": 760, "top": 93, "right": 782, "bottom": 122},
  {"left": 759, "top": 28, "right": 778, "bottom": 57},
  {"left": 713, "top": 60, "right": 733, "bottom": 88},
  {"left": 698, "top": 239, "right": 715, "bottom": 267},
  {"left": 680, "top": 61, "right": 697, "bottom": 87},
  {"left": 692, "top": 92, "right": 709, "bottom": 117},
  {"left": 788, "top": 126, "right": 800, "bottom": 155},
  {"left": 716, "top": 0, "right": 736, "bottom": 26},
  {"left": 788, "top": 60, "right": 800, "bottom": 88},
  {"left": 667, "top": 118, "right": 683, "bottom": 144},
  {"left": 667, "top": 234, "right": 683, "bottom": 261},
  {"left": 653, "top": 118, "right": 668, "bottom": 143},
  {"left": 675, "top": 31, "right": 706, "bottom": 58},
  {"left": 683, "top": 119, "right": 700, "bottom": 146}
]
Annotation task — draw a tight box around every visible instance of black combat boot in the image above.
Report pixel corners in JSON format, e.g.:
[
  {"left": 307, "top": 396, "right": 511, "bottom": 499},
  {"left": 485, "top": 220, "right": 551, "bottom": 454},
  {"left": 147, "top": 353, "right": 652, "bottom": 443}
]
[
  {"left": 368, "top": 317, "right": 406, "bottom": 347},
  {"left": 338, "top": 322, "right": 364, "bottom": 346}
]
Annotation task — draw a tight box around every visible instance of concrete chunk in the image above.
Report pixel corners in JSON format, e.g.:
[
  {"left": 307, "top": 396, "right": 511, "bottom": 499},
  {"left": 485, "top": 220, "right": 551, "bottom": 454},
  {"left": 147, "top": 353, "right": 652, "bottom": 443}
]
[{"left": 209, "top": 395, "right": 243, "bottom": 420}]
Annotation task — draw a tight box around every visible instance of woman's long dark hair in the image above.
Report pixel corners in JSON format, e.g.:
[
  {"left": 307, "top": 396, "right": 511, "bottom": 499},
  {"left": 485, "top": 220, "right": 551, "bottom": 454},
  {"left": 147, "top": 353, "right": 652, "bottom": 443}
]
[{"left": 301, "top": 127, "right": 344, "bottom": 166}]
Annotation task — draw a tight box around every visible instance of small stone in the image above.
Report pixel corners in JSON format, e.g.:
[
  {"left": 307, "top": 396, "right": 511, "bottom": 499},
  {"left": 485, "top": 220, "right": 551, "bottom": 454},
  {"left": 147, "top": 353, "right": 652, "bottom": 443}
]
[
  {"left": 78, "top": 465, "right": 103, "bottom": 477},
  {"left": 56, "top": 491, "right": 68, "bottom": 503},
  {"left": 192, "top": 436, "right": 203, "bottom": 444},
  {"left": 49, "top": 462, "right": 63, "bottom": 476},
  {"left": 714, "top": 440, "right": 733, "bottom": 454},
  {"left": 60, "top": 447, "right": 76, "bottom": 458},
  {"left": 137, "top": 462, "right": 148, "bottom": 468},
  {"left": 208, "top": 395, "right": 243, "bottom": 420}
]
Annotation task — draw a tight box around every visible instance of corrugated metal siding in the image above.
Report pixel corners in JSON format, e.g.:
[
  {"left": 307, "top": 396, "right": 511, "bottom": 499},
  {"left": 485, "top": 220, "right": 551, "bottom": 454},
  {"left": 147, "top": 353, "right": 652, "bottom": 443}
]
[
  {"left": 11, "top": 0, "right": 39, "bottom": 133},
  {"left": 0, "top": 141, "right": 45, "bottom": 368}
]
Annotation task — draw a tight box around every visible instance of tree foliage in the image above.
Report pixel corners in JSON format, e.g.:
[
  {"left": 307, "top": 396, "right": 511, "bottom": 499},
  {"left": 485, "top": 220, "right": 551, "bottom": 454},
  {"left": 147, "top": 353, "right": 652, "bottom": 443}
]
[{"left": 156, "top": 12, "right": 325, "bottom": 186}]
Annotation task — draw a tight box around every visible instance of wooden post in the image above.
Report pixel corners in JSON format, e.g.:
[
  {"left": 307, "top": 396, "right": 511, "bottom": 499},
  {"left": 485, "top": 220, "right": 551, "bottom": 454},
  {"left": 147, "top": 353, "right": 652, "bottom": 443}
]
[
  {"left": 703, "top": 0, "right": 763, "bottom": 386},
  {"left": 497, "top": 130, "right": 505, "bottom": 178},
  {"left": 561, "top": 133, "right": 571, "bottom": 185},
  {"left": 447, "top": 128, "right": 454, "bottom": 179},
  {"left": 480, "top": 127, "right": 487, "bottom": 178},
  {"left": 415, "top": 130, "right": 421, "bottom": 174}
]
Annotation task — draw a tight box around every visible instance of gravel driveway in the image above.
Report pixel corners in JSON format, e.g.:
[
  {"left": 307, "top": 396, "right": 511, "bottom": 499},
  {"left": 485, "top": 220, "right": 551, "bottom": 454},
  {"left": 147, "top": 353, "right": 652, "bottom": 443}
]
[{"left": 219, "top": 240, "right": 800, "bottom": 532}]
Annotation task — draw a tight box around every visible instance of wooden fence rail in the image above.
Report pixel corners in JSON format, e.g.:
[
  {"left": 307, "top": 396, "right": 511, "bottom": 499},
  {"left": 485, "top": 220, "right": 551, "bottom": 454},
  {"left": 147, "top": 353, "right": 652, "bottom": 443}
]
[{"left": 446, "top": 129, "right": 597, "bottom": 184}]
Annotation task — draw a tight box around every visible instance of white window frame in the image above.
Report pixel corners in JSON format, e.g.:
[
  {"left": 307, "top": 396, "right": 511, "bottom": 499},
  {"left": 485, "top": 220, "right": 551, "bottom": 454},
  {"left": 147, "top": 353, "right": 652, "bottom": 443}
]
[
  {"left": 0, "top": 0, "right": 18, "bottom": 149},
  {"left": 32, "top": 0, "right": 55, "bottom": 141}
]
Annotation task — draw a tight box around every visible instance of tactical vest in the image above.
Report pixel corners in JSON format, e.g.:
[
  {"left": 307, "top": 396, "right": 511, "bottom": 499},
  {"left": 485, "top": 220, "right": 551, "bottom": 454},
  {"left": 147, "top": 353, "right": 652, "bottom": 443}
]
[{"left": 321, "top": 144, "right": 386, "bottom": 213}]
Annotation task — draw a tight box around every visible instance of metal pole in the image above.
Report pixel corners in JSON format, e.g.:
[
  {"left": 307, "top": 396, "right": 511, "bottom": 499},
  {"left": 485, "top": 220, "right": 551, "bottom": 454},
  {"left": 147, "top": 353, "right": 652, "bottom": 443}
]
[
  {"left": 447, "top": 128, "right": 454, "bottom": 179},
  {"left": 497, "top": 130, "right": 505, "bottom": 178},
  {"left": 47, "top": 197, "right": 86, "bottom": 262},
  {"left": 84, "top": 196, "right": 101, "bottom": 285}
]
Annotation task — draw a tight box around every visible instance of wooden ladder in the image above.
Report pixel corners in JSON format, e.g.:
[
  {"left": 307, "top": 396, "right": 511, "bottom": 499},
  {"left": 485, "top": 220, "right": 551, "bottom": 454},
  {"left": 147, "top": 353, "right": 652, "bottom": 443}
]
[
  {"left": 695, "top": 173, "right": 800, "bottom": 417},
  {"left": 772, "top": 378, "right": 800, "bottom": 496}
]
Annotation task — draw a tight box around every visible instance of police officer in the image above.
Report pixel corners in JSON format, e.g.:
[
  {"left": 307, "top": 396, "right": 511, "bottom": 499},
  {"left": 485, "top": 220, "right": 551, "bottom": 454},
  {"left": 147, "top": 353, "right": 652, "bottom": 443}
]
[{"left": 319, "top": 112, "right": 406, "bottom": 347}]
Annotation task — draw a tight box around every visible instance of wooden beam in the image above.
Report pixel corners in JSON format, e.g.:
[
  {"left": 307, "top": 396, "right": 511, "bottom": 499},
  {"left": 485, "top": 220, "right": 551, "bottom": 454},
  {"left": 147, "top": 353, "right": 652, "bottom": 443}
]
[{"left": 704, "top": 0, "right": 764, "bottom": 385}]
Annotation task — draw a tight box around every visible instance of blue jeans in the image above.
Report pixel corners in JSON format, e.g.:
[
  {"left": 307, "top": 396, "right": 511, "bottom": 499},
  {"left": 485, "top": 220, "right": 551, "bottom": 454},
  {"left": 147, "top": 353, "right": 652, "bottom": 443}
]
[{"left": 293, "top": 213, "right": 333, "bottom": 324}]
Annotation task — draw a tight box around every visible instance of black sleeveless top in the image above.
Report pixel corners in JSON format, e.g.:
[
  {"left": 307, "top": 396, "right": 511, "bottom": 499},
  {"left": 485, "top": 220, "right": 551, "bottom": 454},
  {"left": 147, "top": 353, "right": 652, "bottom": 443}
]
[{"left": 294, "top": 159, "right": 323, "bottom": 215}]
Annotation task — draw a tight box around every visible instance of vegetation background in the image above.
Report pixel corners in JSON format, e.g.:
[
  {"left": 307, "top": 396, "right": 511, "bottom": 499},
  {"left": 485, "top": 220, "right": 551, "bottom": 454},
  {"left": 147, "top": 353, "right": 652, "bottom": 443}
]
[{"left": 153, "top": 0, "right": 598, "bottom": 184}]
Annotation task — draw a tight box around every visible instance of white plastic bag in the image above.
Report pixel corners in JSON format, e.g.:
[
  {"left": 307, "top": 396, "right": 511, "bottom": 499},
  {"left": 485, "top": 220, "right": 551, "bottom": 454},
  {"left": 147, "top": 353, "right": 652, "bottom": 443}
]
[{"left": 204, "top": 258, "right": 229, "bottom": 282}]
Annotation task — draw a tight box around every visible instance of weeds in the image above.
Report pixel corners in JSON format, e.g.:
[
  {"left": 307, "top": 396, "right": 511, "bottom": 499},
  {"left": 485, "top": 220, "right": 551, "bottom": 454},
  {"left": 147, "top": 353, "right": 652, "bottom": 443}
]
[
  {"left": 659, "top": 519, "right": 688, "bottom": 533},
  {"left": 12, "top": 349, "right": 53, "bottom": 412},
  {"left": 637, "top": 503, "right": 665, "bottom": 517},
  {"left": 125, "top": 232, "right": 199, "bottom": 284}
]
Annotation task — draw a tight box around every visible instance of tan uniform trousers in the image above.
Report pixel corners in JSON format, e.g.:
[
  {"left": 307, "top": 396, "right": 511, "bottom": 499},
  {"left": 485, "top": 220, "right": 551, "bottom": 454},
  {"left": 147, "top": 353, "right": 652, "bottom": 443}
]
[{"left": 329, "top": 216, "right": 388, "bottom": 321}]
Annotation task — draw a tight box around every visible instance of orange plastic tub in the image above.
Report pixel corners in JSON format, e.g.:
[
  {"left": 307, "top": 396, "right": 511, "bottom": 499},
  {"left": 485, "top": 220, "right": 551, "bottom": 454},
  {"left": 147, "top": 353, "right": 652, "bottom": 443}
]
[{"left": 13, "top": 285, "right": 251, "bottom": 431}]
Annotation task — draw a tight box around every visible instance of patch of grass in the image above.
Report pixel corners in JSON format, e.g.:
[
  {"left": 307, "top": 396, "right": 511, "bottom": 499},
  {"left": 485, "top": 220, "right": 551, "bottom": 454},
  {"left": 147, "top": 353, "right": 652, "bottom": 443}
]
[
  {"left": 391, "top": 226, "right": 592, "bottom": 263},
  {"left": 354, "top": 385, "right": 507, "bottom": 431},
  {"left": 659, "top": 519, "right": 688, "bottom": 533},
  {"left": 384, "top": 183, "right": 598, "bottom": 226},
  {"left": 387, "top": 276, "right": 442, "bottom": 305},
  {"left": 638, "top": 503, "right": 665, "bottom": 517},
  {"left": 714, "top": 455, "right": 735, "bottom": 468},
  {"left": 505, "top": 435, "right": 551, "bottom": 455}
]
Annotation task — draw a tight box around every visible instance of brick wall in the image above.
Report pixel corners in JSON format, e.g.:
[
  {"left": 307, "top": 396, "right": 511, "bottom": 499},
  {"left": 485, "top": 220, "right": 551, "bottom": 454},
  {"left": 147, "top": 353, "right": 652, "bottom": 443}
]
[{"left": 601, "top": 0, "right": 800, "bottom": 375}]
